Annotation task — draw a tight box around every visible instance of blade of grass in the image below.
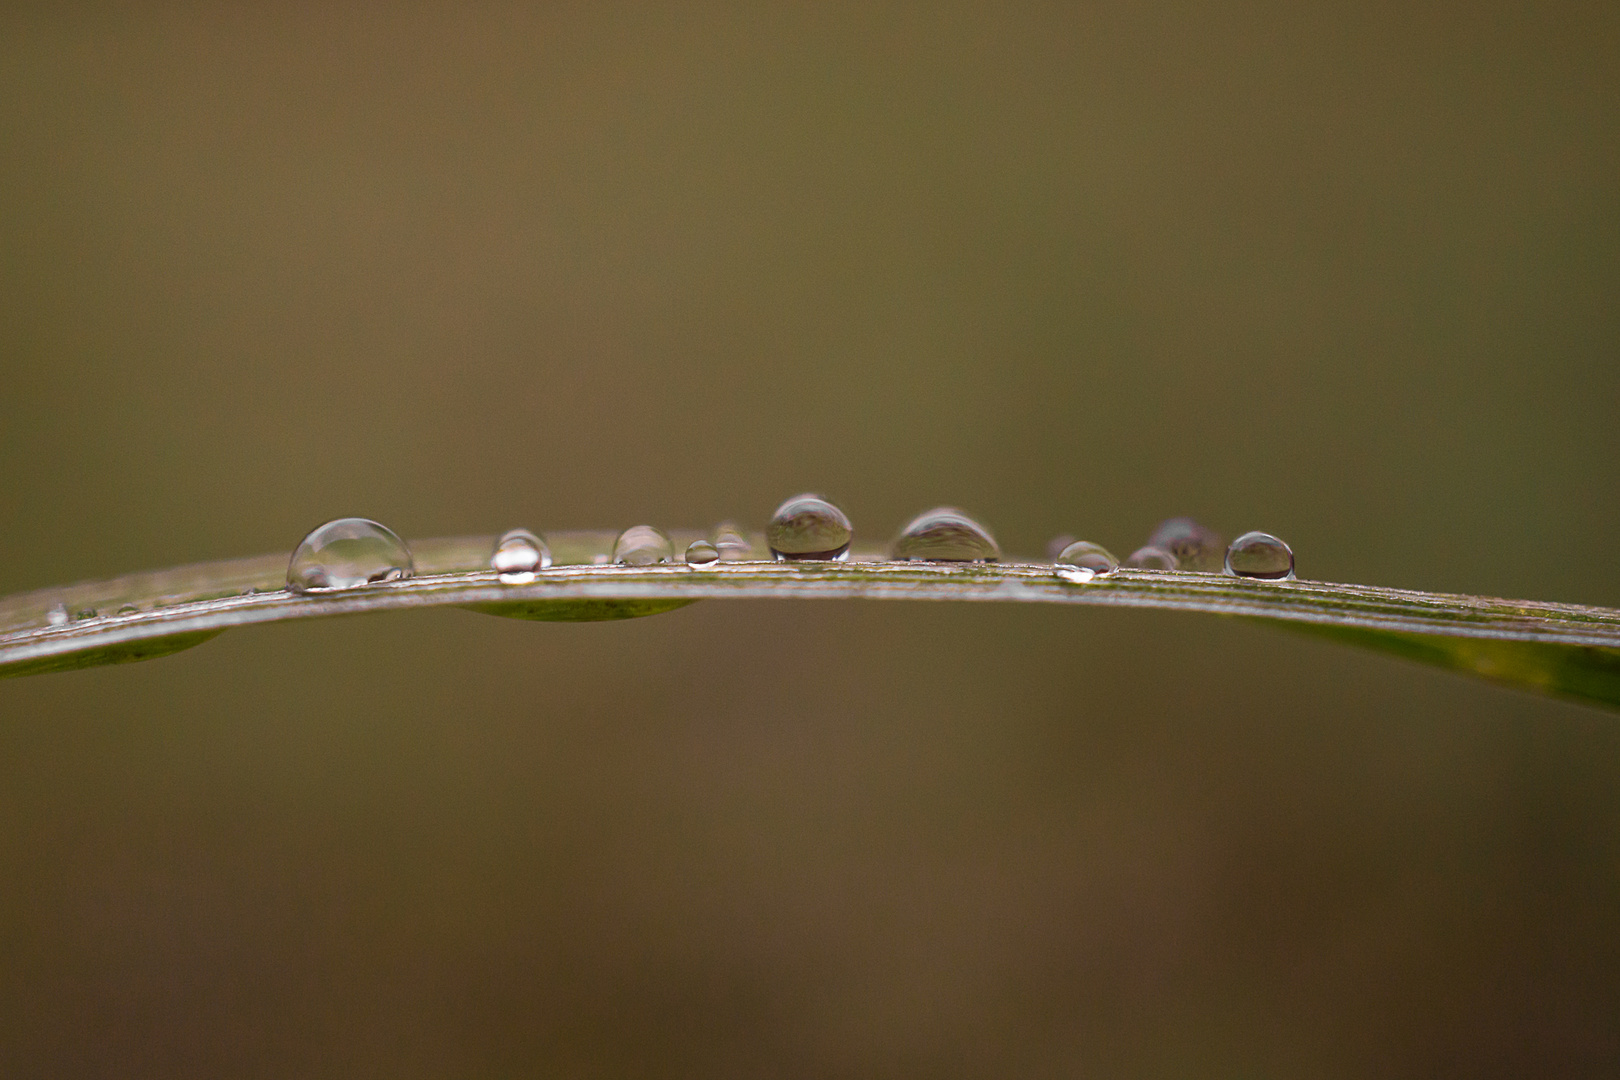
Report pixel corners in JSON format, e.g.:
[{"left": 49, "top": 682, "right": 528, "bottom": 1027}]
[{"left": 2, "top": 531, "right": 1617, "bottom": 711}]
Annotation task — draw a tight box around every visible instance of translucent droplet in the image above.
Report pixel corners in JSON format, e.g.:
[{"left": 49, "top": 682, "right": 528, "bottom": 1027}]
[
  {"left": 891, "top": 508, "right": 1000, "bottom": 562},
  {"left": 491, "top": 528, "right": 552, "bottom": 584},
  {"left": 287, "top": 517, "right": 415, "bottom": 592},
  {"left": 117, "top": 604, "right": 139, "bottom": 616},
  {"left": 685, "top": 540, "right": 720, "bottom": 566},
  {"left": 612, "top": 525, "right": 674, "bottom": 566},
  {"left": 1225, "top": 531, "right": 1295, "bottom": 579},
  {"left": 1045, "top": 534, "right": 1078, "bottom": 561},
  {"left": 1054, "top": 540, "right": 1117, "bottom": 583},
  {"left": 713, "top": 522, "right": 753, "bottom": 561},
  {"left": 74, "top": 608, "right": 97, "bottom": 621},
  {"left": 1146, "top": 517, "right": 1225, "bottom": 572},
  {"left": 766, "top": 494, "right": 852, "bottom": 561},
  {"left": 1124, "top": 545, "right": 1179, "bottom": 571},
  {"left": 46, "top": 603, "right": 69, "bottom": 627}
]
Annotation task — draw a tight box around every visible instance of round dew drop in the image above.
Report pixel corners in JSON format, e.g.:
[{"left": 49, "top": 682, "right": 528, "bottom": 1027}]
[
  {"left": 685, "top": 540, "right": 721, "bottom": 566},
  {"left": 491, "top": 528, "right": 551, "bottom": 584},
  {"left": 1224, "top": 531, "right": 1295, "bottom": 579},
  {"left": 766, "top": 495, "right": 853, "bottom": 561},
  {"left": 1054, "top": 540, "right": 1117, "bottom": 583},
  {"left": 1057, "top": 540, "right": 1117, "bottom": 574},
  {"left": 287, "top": 518, "right": 415, "bottom": 592},
  {"left": 613, "top": 525, "right": 674, "bottom": 566},
  {"left": 1146, "top": 517, "right": 1224, "bottom": 572},
  {"left": 712, "top": 522, "right": 753, "bottom": 561},
  {"left": 1124, "top": 545, "right": 1179, "bottom": 571},
  {"left": 891, "top": 508, "right": 1000, "bottom": 562}
]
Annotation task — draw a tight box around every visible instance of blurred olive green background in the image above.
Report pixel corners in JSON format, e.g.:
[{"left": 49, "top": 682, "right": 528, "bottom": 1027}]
[{"left": 3, "top": 3, "right": 1619, "bottom": 1076}]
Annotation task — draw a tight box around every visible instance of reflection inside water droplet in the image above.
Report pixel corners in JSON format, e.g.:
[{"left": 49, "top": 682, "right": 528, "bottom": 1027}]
[
  {"left": 1054, "top": 540, "right": 1117, "bottom": 583},
  {"left": 767, "top": 495, "right": 852, "bottom": 561},
  {"left": 287, "top": 518, "right": 415, "bottom": 592},
  {"left": 491, "top": 528, "right": 552, "bottom": 584},
  {"left": 1146, "top": 517, "right": 1224, "bottom": 572},
  {"left": 1225, "top": 531, "right": 1295, "bottom": 579},
  {"left": 1124, "top": 545, "right": 1179, "bottom": 571},
  {"left": 892, "top": 508, "right": 1000, "bottom": 562},
  {"left": 685, "top": 540, "right": 720, "bottom": 566},
  {"left": 613, "top": 525, "right": 674, "bottom": 566},
  {"left": 713, "top": 522, "right": 752, "bottom": 561}
]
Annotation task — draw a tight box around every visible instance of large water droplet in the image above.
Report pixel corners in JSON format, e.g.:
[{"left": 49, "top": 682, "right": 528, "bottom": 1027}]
[
  {"left": 891, "top": 508, "right": 1000, "bottom": 562},
  {"left": 287, "top": 518, "right": 415, "bottom": 592},
  {"left": 1225, "top": 531, "right": 1295, "bottom": 579},
  {"left": 685, "top": 540, "right": 720, "bottom": 566},
  {"left": 1124, "top": 545, "right": 1179, "bottom": 571},
  {"left": 1146, "top": 517, "right": 1224, "bottom": 572},
  {"left": 613, "top": 525, "right": 674, "bottom": 566},
  {"left": 491, "top": 528, "right": 551, "bottom": 584},
  {"left": 713, "top": 522, "right": 753, "bottom": 561},
  {"left": 1054, "top": 540, "right": 1117, "bottom": 582},
  {"left": 766, "top": 495, "right": 852, "bottom": 561}
]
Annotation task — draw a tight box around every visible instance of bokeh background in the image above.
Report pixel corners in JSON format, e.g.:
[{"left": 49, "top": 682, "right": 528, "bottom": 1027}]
[{"left": 3, "top": 3, "right": 1619, "bottom": 1076}]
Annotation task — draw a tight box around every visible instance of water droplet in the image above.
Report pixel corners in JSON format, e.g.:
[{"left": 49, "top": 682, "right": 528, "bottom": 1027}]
[
  {"left": 766, "top": 494, "right": 852, "bottom": 561},
  {"left": 1046, "top": 534, "right": 1078, "bottom": 561},
  {"left": 612, "top": 525, "right": 674, "bottom": 566},
  {"left": 1124, "top": 545, "right": 1179, "bottom": 571},
  {"left": 491, "top": 528, "right": 552, "bottom": 584},
  {"left": 591, "top": 553, "right": 611, "bottom": 565},
  {"left": 1054, "top": 540, "right": 1117, "bottom": 583},
  {"left": 46, "top": 603, "right": 69, "bottom": 627},
  {"left": 74, "top": 608, "right": 97, "bottom": 621},
  {"left": 685, "top": 540, "right": 720, "bottom": 566},
  {"left": 1225, "top": 531, "right": 1295, "bottom": 579},
  {"left": 117, "top": 604, "right": 139, "bottom": 616},
  {"left": 1146, "top": 517, "right": 1225, "bottom": 572},
  {"left": 286, "top": 517, "right": 415, "bottom": 592},
  {"left": 713, "top": 522, "right": 753, "bottom": 561},
  {"left": 891, "top": 508, "right": 1000, "bottom": 562}
]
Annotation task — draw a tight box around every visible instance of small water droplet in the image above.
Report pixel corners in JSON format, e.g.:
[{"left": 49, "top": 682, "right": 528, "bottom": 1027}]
[
  {"left": 892, "top": 508, "right": 1000, "bottom": 562},
  {"left": 47, "top": 603, "right": 69, "bottom": 626},
  {"left": 117, "top": 604, "right": 139, "bottom": 616},
  {"left": 1054, "top": 540, "right": 1117, "bottom": 583},
  {"left": 712, "top": 522, "right": 753, "bottom": 561},
  {"left": 613, "top": 525, "right": 674, "bottom": 566},
  {"left": 1046, "top": 534, "right": 1078, "bottom": 561},
  {"left": 1146, "top": 517, "right": 1225, "bottom": 572},
  {"left": 685, "top": 540, "right": 720, "bottom": 566},
  {"left": 287, "top": 517, "right": 415, "bottom": 592},
  {"left": 1124, "top": 545, "right": 1179, "bottom": 571},
  {"left": 74, "top": 608, "right": 97, "bottom": 621},
  {"left": 767, "top": 495, "right": 852, "bottom": 561},
  {"left": 591, "top": 553, "right": 611, "bottom": 565},
  {"left": 491, "top": 528, "right": 552, "bottom": 584},
  {"left": 1225, "top": 531, "right": 1295, "bottom": 579}
]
